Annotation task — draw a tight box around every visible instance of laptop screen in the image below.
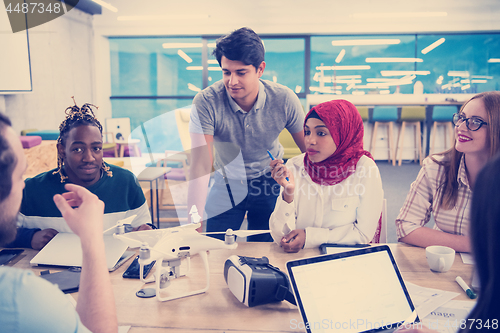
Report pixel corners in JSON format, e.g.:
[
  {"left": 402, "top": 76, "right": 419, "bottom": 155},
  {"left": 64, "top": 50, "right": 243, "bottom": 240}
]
[{"left": 287, "top": 246, "right": 416, "bottom": 333}]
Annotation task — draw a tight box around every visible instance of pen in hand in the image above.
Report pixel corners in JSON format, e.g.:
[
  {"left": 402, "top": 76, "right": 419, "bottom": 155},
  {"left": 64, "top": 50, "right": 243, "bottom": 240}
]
[
  {"left": 267, "top": 150, "right": 289, "bottom": 181},
  {"left": 282, "top": 235, "right": 297, "bottom": 244}
]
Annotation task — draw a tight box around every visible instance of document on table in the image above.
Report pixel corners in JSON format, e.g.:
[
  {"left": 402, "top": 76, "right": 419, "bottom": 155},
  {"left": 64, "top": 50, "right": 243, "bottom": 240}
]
[
  {"left": 460, "top": 252, "right": 474, "bottom": 265},
  {"left": 405, "top": 282, "right": 460, "bottom": 319},
  {"left": 420, "top": 300, "right": 476, "bottom": 333}
]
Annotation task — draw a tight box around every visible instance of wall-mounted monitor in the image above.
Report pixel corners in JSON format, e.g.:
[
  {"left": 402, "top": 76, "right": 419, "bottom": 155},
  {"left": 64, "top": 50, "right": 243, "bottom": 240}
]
[{"left": 0, "top": 8, "right": 32, "bottom": 93}]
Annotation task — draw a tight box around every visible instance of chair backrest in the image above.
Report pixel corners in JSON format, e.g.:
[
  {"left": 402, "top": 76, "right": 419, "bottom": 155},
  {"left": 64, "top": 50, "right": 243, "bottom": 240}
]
[
  {"left": 432, "top": 105, "right": 458, "bottom": 122},
  {"left": 102, "top": 132, "right": 115, "bottom": 144},
  {"left": 279, "top": 130, "right": 301, "bottom": 160},
  {"left": 355, "top": 106, "right": 369, "bottom": 121},
  {"left": 372, "top": 106, "right": 398, "bottom": 122},
  {"left": 175, "top": 108, "right": 191, "bottom": 152},
  {"left": 400, "top": 106, "right": 426, "bottom": 121}
]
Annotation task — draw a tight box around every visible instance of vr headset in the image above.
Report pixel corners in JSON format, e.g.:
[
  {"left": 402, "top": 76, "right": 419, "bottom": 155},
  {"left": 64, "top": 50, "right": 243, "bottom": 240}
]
[{"left": 224, "top": 255, "right": 296, "bottom": 307}]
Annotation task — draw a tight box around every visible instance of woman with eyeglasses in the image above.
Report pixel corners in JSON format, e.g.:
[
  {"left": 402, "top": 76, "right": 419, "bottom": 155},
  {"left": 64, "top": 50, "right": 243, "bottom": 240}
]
[{"left": 396, "top": 91, "right": 500, "bottom": 252}]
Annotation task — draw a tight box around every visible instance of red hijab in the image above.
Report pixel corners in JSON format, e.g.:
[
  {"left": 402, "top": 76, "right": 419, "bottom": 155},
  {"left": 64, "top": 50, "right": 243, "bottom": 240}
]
[{"left": 304, "top": 99, "right": 373, "bottom": 186}]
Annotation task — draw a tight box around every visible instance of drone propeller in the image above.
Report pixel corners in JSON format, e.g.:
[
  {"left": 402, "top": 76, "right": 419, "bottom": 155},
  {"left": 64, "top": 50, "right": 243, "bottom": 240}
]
[
  {"left": 203, "top": 228, "right": 270, "bottom": 238},
  {"left": 103, "top": 214, "right": 137, "bottom": 234},
  {"left": 113, "top": 233, "right": 145, "bottom": 248}
]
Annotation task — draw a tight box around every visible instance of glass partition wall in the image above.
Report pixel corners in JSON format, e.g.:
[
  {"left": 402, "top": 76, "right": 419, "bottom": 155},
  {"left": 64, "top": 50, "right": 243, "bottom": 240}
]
[{"left": 109, "top": 33, "right": 500, "bottom": 152}]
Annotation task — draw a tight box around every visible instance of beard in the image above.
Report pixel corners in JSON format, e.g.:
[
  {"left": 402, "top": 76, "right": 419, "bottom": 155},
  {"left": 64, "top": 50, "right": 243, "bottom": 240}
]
[{"left": 0, "top": 211, "right": 18, "bottom": 247}]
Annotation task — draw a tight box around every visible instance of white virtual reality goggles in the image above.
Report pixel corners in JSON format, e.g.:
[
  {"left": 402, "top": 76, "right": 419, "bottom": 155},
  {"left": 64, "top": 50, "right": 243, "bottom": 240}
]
[{"left": 223, "top": 255, "right": 296, "bottom": 307}]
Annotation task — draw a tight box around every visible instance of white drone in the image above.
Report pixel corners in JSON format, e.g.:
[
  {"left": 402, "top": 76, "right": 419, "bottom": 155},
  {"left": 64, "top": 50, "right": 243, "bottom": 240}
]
[{"left": 111, "top": 207, "right": 269, "bottom": 302}]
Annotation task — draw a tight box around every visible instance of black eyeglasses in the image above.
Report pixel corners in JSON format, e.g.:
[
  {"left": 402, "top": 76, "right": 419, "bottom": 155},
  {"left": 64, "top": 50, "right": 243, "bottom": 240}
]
[{"left": 452, "top": 113, "right": 488, "bottom": 131}]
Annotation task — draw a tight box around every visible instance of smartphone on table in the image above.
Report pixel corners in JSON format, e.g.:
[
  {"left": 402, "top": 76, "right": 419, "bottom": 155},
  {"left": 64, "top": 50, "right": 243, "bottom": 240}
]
[
  {"left": 0, "top": 249, "right": 24, "bottom": 265},
  {"left": 123, "top": 255, "right": 156, "bottom": 279}
]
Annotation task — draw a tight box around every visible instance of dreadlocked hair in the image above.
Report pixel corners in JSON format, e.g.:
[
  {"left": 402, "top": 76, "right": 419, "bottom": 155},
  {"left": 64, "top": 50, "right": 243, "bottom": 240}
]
[{"left": 53, "top": 97, "right": 112, "bottom": 183}]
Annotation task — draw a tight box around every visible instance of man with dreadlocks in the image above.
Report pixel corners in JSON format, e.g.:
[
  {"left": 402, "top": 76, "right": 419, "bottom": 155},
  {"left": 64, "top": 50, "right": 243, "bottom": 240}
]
[{"left": 6, "top": 100, "right": 152, "bottom": 250}]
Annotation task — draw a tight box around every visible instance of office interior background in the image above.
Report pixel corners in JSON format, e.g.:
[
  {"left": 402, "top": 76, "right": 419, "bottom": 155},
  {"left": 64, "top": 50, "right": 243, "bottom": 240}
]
[
  {"left": 1, "top": 0, "right": 499, "bottom": 241},
  {"left": 1, "top": 0, "right": 500, "bottom": 154}
]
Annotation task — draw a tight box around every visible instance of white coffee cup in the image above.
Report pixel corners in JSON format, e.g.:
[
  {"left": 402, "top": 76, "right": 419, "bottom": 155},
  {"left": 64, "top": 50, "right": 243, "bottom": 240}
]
[{"left": 425, "top": 246, "right": 455, "bottom": 272}]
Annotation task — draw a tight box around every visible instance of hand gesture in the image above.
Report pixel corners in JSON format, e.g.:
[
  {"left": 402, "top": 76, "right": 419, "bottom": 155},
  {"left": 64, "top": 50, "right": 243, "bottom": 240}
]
[
  {"left": 132, "top": 224, "right": 153, "bottom": 231},
  {"left": 280, "top": 229, "right": 306, "bottom": 253},
  {"left": 270, "top": 159, "right": 295, "bottom": 203},
  {"left": 53, "top": 184, "right": 104, "bottom": 242},
  {"left": 31, "top": 228, "right": 58, "bottom": 250}
]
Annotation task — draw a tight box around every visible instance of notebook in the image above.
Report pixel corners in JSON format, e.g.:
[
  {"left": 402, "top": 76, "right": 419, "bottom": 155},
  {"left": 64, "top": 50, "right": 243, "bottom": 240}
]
[
  {"left": 31, "top": 233, "right": 128, "bottom": 270},
  {"left": 286, "top": 245, "right": 418, "bottom": 333}
]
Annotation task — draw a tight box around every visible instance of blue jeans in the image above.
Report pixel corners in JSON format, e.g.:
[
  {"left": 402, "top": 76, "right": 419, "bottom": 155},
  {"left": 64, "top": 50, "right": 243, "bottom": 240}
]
[{"left": 205, "top": 172, "right": 280, "bottom": 242}]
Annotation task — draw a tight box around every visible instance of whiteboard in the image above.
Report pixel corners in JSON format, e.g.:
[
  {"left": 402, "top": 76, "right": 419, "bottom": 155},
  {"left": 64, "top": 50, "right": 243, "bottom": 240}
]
[{"left": 0, "top": 9, "right": 32, "bottom": 93}]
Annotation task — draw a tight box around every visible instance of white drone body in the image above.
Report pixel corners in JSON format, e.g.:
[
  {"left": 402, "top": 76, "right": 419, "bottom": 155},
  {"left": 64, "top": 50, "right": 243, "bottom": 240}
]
[{"left": 113, "top": 206, "right": 269, "bottom": 302}]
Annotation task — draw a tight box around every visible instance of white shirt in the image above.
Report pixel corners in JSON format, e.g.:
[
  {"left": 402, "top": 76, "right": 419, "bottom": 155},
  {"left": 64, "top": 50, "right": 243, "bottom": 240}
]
[{"left": 269, "top": 155, "right": 384, "bottom": 248}]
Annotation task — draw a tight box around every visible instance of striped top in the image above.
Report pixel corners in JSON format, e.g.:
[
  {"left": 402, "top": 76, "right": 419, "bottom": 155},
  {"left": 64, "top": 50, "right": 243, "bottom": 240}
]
[{"left": 396, "top": 154, "right": 471, "bottom": 239}]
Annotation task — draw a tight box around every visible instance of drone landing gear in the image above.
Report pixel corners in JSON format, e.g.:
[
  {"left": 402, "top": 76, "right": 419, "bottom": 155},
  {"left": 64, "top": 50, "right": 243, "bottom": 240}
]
[
  {"left": 136, "top": 288, "right": 156, "bottom": 298},
  {"left": 154, "top": 251, "right": 210, "bottom": 302}
]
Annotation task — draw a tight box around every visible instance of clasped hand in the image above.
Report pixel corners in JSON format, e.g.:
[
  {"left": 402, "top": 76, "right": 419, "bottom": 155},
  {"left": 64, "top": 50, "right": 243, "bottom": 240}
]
[{"left": 280, "top": 229, "right": 306, "bottom": 253}]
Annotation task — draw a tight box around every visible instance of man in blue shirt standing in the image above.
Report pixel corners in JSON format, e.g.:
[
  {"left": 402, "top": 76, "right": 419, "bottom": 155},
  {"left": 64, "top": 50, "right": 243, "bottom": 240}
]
[
  {"left": 0, "top": 112, "right": 117, "bottom": 332},
  {"left": 188, "top": 27, "right": 306, "bottom": 240}
]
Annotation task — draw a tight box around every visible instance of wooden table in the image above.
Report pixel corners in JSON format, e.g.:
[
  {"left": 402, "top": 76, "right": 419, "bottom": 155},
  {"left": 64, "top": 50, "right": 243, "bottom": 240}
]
[{"left": 10, "top": 243, "right": 473, "bottom": 333}]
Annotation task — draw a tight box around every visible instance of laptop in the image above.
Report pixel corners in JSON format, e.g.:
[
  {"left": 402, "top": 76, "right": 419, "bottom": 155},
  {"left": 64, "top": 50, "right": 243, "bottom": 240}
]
[
  {"left": 31, "top": 233, "right": 128, "bottom": 271},
  {"left": 286, "top": 245, "right": 418, "bottom": 333}
]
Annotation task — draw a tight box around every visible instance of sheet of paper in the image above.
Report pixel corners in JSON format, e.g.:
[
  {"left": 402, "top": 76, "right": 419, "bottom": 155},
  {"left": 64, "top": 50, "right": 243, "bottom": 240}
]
[
  {"left": 460, "top": 252, "right": 474, "bottom": 265},
  {"left": 419, "top": 300, "right": 476, "bottom": 333},
  {"left": 405, "top": 282, "right": 460, "bottom": 319}
]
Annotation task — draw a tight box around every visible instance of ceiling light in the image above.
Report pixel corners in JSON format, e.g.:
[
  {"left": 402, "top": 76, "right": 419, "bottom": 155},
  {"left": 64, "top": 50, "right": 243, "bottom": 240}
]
[
  {"left": 350, "top": 12, "right": 447, "bottom": 19},
  {"left": 488, "top": 58, "right": 500, "bottom": 63},
  {"left": 335, "top": 49, "right": 346, "bottom": 63},
  {"left": 309, "top": 86, "right": 343, "bottom": 93},
  {"left": 471, "top": 75, "right": 493, "bottom": 79},
  {"left": 331, "top": 39, "right": 400, "bottom": 46},
  {"left": 177, "top": 50, "right": 192, "bottom": 63},
  {"left": 381, "top": 71, "right": 430, "bottom": 76},
  {"left": 91, "top": 0, "right": 118, "bottom": 12},
  {"left": 471, "top": 79, "right": 488, "bottom": 84},
  {"left": 208, "top": 59, "right": 218, "bottom": 64},
  {"left": 379, "top": 90, "right": 391, "bottom": 95},
  {"left": 188, "top": 83, "right": 201, "bottom": 92},
  {"left": 316, "top": 65, "right": 371, "bottom": 70},
  {"left": 186, "top": 66, "right": 221, "bottom": 71},
  {"left": 461, "top": 84, "right": 471, "bottom": 91},
  {"left": 164, "top": 43, "right": 202, "bottom": 49},
  {"left": 448, "top": 71, "right": 470, "bottom": 77},
  {"left": 366, "top": 78, "right": 405, "bottom": 82},
  {"left": 460, "top": 79, "right": 470, "bottom": 84},
  {"left": 366, "top": 58, "right": 423, "bottom": 63},
  {"left": 421, "top": 38, "right": 445, "bottom": 55},
  {"left": 334, "top": 75, "right": 362, "bottom": 79}
]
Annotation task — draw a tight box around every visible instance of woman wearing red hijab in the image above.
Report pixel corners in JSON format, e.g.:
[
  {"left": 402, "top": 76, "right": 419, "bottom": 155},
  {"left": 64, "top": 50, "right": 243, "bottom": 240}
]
[{"left": 270, "top": 99, "right": 383, "bottom": 253}]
